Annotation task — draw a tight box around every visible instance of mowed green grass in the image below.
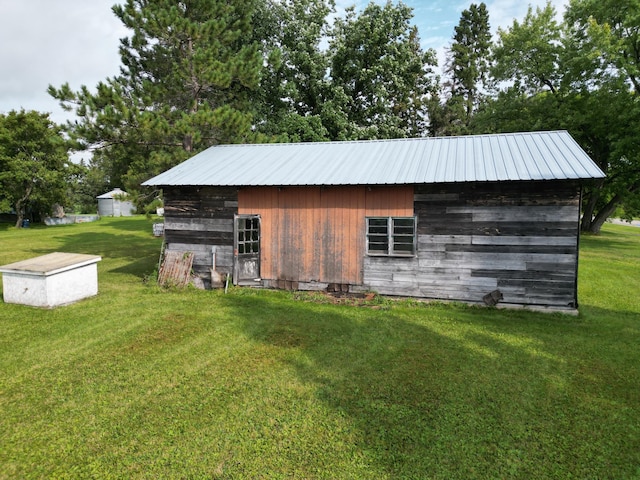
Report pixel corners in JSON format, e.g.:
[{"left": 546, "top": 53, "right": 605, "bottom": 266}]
[{"left": 0, "top": 217, "right": 638, "bottom": 479}]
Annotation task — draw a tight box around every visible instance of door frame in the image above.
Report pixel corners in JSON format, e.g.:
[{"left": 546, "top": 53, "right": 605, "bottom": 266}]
[{"left": 233, "top": 214, "right": 261, "bottom": 285}]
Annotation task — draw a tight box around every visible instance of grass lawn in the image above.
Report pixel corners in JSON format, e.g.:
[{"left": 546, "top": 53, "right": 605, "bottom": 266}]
[{"left": 0, "top": 217, "right": 639, "bottom": 479}]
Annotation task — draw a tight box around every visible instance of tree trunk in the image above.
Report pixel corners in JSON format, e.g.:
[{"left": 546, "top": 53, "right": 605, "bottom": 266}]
[
  {"left": 580, "top": 186, "right": 600, "bottom": 232},
  {"left": 14, "top": 211, "right": 24, "bottom": 229},
  {"left": 581, "top": 181, "right": 640, "bottom": 233},
  {"left": 582, "top": 192, "right": 622, "bottom": 234},
  {"left": 14, "top": 185, "right": 32, "bottom": 228},
  {"left": 587, "top": 200, "right": 619, "bottom": 233}
]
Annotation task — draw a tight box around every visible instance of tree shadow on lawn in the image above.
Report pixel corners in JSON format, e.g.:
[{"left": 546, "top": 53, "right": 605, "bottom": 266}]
[
  {"left": 222, "top": 292, "right": 639, "bottom": 478},
  {"left": 581, "top": 226, "right": 640, "bottom": 252},
  {"left": 31, "top": 230, "right": 162, "bottom": 278},
  {"left": 96, "top": 215, "right": 162, "bottom": 232}
]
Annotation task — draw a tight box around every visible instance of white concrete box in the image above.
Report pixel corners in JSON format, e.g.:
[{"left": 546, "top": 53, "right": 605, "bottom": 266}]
[{"left": 0, "top": 252, "right": 102, "bottom": 308}]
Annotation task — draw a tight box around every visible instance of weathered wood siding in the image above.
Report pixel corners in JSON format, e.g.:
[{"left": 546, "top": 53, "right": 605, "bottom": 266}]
[
  {"left": 162, "top": 181, "right": 582, "bottom": 309},
  {"left": 360, "top": 181, "right": 581, "bottom": 308},
  {"left": 162, "top": 186, "right": 238, "bottom": 281},
  {"left": 239, "top": 186, "right": 413, "bottom": 287}
]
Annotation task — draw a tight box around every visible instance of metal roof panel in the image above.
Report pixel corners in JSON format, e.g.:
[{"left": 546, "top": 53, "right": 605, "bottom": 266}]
[{"left": 143, "top": 131, "right": 605, "bottom": 187}]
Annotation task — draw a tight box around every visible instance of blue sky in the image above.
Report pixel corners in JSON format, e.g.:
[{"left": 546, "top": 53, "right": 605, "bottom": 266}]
[
  {"left": 342, "top": 0, "right": 567, "bottom": 67},
  {"left": 0, "top": 0, "right": 567, "bottom": 125}
]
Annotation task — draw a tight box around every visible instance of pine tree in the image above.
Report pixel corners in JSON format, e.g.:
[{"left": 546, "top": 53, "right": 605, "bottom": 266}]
[
  {"left": 433, "top": 3, "right": 491, "bottom": 136},
  {"left": 49, "top": 0, "right": 262, "bottom": 192},
  {"left": 450, "top": 3, "right": 491, "bottom": 116}
]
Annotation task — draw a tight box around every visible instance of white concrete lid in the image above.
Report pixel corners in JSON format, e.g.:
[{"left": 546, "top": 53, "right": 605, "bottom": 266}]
[{"left": 0, "top": 252, "right": 102, "bottom": 276}]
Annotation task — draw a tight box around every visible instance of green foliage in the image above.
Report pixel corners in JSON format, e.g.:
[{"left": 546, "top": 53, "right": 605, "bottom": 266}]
[
  {"left": 254, "top": 0, "right": 437, "bottom": 141},
  {"left": 329, "top": 1, "right": 437, "bottom": 139},
  {"left": 0, "top": 218, "right": 639, "bottom": 478},
  {"left": 40, "top": 0, "right": 640, "bottom": 228},
  {"left": 565, "top": 0, "right": 640, "bottom": 93},
  {"left": 49, "top": 0, "right": 263, "bottom": 197},
  {"left": 0, "top": 110, "right": 72, "bottom": 226},
  {"left": 481, "top": 1, "right": 640, "bottom": 233},
  {"left": 252, "top": 0, "right": 334, "bottom": 142},
  {"left": 492, "top": 4, "right": 563, "bottom": 94},
  {"left": 432, "top": 3, "right": 491, "bottom": 135}
]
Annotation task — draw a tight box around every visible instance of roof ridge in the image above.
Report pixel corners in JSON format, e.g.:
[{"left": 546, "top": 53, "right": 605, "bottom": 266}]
[{"left": 215, "top": 130, "right": 570, "bottom": 148}]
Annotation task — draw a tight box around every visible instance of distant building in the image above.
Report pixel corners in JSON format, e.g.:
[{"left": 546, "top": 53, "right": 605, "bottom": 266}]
[{"left": 97, "top": 188, "right": 136, "bottom": 217}]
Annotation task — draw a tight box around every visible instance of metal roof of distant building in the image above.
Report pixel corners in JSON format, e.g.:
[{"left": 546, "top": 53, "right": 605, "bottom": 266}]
[
  {"left": 142, "top": 131, "right": 605, "bottom": 187},
  {"left": 96, "top": 188, "right": 128, "bottom": 199}
]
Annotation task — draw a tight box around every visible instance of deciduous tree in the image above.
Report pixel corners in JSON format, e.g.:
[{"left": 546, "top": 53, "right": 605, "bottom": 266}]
[
  {"left": 329, "top": 1, "right": 437, "bottom": 139},
  {"left": 483, "top": 2, "right": 640, "bottom": 233},
  {"left": 0, "top": 110, "right": 72, "bottom": 227},
  {"left": 252, "top": 0, "right": 335, "bottom": 141}
]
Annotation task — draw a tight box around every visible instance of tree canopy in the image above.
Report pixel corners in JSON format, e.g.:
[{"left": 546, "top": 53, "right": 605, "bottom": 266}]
[
  {"left": 480, "top": 2, "right": 640, "bottom": 233},
  {"left": 328, "top": 1, "right": 436, "bottom": 139},
  {"left": 253, "top": 0, "right": 437, "bottom": 141},
  {"left": 49, "top": 0, "right": 263, "bottom": 198},
  {"left": 36, "top": 0, "right": 640, "bottom": 232},
  {"left": 0, "top": 110, "right": 73, "bottom": 227}
]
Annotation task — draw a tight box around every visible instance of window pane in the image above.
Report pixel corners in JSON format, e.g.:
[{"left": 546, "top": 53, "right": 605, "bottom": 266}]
[
  {"left": 369, "top": 242, "right": 389, "bottom": 253},
  {"left": 394, "top": 225, "right": 414, "bottom": 235},
  {"left": 393, "top": 234, "right": 414, "bottom": 246},
  {"left": 367, "top": 218, "right": 388, "bottom": 237},
  {"left": 392, "top": 242, "right": 415, "bottom": 255},
  {"left": 368, "top": 218, "right": 387, "bottom": 227},
  {"left": 393, "top": 218, "right": 413, "bottom": 227},
  {"left": 367, "top": 217, "right": 416, "bottom": 256},
  {"left": 369, "top": 226, "right": 387, "bottom": 235},
  {"left": 369, "top": 234, "right": 388, "bottom": 244},
  {"left": 393, "top": 218, "right": 414, "bottom": 233}
]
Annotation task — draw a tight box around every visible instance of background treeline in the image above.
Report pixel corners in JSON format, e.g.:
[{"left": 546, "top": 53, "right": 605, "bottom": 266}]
[{"left": 2, "top": 0, "right": 639, "bottom": 232}]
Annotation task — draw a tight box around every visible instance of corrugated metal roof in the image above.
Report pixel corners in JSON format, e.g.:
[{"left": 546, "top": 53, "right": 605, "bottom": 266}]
[
  {"left": 96, "top": 188, "right": 128, "bottom": 199},
  {"left": 142, "top": 131, "right": 605, "bottom": 187}
]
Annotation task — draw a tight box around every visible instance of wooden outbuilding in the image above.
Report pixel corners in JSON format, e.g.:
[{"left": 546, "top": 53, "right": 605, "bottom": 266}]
[{"left": 143, "top": 131, "right": 605, "bottom": 311}]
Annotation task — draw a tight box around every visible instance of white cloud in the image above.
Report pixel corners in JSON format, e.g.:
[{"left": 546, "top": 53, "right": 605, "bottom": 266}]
[
  {"left": 485, "top": 0, "right": 567, "bottom": 33},
  {"left": 0, "top": 0, "right": 126, "bottom": 123},
  {"left": 419, "top": 0, "right": 569, "bottom": 74},
  {"left": 0, "top": 0, "right": 570, "bottom": 124}
]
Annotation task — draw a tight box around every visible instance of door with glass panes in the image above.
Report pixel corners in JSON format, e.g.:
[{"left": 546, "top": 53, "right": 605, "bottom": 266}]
[{"left": 233, "top": 214, "right": 261, "bottom": 285}]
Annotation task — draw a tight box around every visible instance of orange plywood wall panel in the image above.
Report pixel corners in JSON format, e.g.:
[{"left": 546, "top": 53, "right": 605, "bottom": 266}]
[
  {"left": 238, "top": 185, "right": 414, "bottom": 286},
  {"left": 365, "top": 185, "right": 414, "bottom": 217}
]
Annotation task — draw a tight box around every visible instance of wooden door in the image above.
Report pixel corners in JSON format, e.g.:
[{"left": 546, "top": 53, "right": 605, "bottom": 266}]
[{"left": 234, "top": 214, "right": 261, "bottom": 285}]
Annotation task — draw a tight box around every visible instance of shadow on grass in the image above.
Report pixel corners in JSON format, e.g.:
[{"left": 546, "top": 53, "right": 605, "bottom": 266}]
[
  {"left": 96, "top": 215, "right": 161, "bottom": 232},
  {"left": 221, "top": 292, "right": 639, "bottom": 478},
  {"left": 581, "top": 225, "right": 640, "bottom": 251},
  {"left": 38, "top": 231, "right": 157, "bottom": 258},
  {"left": 225, "top": 294, "right": 448, "bottom": 475},
  {"left": 31, "top": 218, "right": 163, "bottom": 278}
]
